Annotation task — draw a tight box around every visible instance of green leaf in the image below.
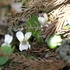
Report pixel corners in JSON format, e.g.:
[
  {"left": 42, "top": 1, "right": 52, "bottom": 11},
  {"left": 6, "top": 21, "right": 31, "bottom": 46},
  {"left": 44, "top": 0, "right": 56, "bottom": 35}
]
[
  {"left": 0, "top": 67, "right": 1, "bottom": 70},
  {"left": 1, "top": 46, "right": 15, "bottom": 55},
  {"left": 64, "top": 25, "right": 70, "bottom": 29},
  {"left": 47, "top": 34, "right": 62, "bottom": 49},
  {"left": 0, "top": 56, "right": 9, "bottom": 65},
  {"left": 26, "top": 15, "right": 43, "bottom": 42},
  {"left": 27, "top": 55, "right": 35, "bottom": 60}
]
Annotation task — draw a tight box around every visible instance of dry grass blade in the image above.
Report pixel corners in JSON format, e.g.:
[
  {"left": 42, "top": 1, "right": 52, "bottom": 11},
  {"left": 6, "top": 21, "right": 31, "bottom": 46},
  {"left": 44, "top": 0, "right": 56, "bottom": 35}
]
[
  {"left": 2, "top": 52, "right": 65, "bottom": 70},
  {"left": 41, "top": 21, "right": 57, "bottom": 40}
]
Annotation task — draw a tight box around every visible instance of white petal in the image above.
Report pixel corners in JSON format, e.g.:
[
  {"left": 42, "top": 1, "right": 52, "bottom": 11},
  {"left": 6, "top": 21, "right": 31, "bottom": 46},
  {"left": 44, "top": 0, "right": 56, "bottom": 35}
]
[
  {"left": 1, "top": 43, "right": 11, "bottom": 47},
  {"left": 43, "top": 13, "right": 48, "bottom": 21},
  {"left": 27, "top": 42, "right": 31, "bottom": 49},
  {"left": 16, "top": 31, "right": 24, "bottom": 42},
  {"left": 4, "top": 34, "right": 10, "bottom": 43},
  {"left": 4, "top": 34, "right": 13, "bottom": 44},
  {"left": 8, "top": 35, "right": 13, "bottom": 44},
  {"left": 25, "top": 32, "right": 32, "bottom": 40},
  {"left": 19, "top": 42, "right": 30, "bottom": 51},
  {"left": 38, "top": 17, "right": 45, "bottom": 25}
]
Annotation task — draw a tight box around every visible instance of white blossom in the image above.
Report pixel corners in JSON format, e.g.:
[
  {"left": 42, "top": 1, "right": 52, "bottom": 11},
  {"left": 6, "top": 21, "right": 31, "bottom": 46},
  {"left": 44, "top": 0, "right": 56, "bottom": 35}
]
[
  {"left": 2, "top": 34, "right": 13, "bottom": 47},
  {"left": 16, "top": 31, "right": 32, "bottom": 51},
  {"left": 38, "top": 13, "right": 48, "bottom": 26},
  {"left": 43, "top": 13, "right": 48, "bottom": 21},
  {"left": 38, "top": 17, "right": 46, "bottom": 26}
]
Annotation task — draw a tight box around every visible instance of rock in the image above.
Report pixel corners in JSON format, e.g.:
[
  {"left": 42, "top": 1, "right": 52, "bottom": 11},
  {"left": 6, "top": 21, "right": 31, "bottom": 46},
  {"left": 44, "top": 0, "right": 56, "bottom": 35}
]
[{"left": 59, "top": 39, "right": 70, "bottom": 66}]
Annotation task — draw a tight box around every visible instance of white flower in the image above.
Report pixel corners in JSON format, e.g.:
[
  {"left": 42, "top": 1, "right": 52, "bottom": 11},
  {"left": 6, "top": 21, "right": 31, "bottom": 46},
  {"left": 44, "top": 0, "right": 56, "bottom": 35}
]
[
  {"left": 2, "top": 34, "right": 13, "bottom": 47},
  {"left": 43, "top": 13, "right": 48, "bottom": 21},
  {"left": 16, "top": 31, "right": 32, "bottom": 51},
  {"left": 38, "top": 13, "right": 48, "bottom": 26},
  {"left": 11, "top": 2, "right": 22, "bottom": 13},
  {"left": 38, "top": 17, "right": 46, "bottom": 26}
]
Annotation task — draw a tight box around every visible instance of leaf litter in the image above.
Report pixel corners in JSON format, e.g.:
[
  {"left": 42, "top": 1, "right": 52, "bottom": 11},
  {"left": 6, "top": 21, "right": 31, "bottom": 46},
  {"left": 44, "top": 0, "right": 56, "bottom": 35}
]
[{"left": 0, "top": 0, "right": 70, "bottom": 70}]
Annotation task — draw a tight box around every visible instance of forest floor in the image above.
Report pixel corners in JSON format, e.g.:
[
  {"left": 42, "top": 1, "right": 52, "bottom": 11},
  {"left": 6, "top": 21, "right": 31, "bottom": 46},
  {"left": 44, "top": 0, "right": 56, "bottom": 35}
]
[{"left": 0, "top": 0, "right": 70, "bottom": 70}]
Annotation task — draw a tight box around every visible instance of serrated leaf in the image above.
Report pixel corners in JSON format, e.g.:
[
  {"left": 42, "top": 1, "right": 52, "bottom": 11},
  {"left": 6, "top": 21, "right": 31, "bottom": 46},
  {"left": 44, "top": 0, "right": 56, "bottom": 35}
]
[
  {"left": 26, "top": 15, "right": 43, "bottom": 42},
  {"left": 1, "top": 46, "right": 15, "bottom": 55},
  {"left": 0, "top": 56, "right": 9, "bottom": 65},
  {"left": 0, "top": 67, "right": 1, "bottom": 70},
  {"left": 28, "top": 15, "right": 40, "bottom": 26}
]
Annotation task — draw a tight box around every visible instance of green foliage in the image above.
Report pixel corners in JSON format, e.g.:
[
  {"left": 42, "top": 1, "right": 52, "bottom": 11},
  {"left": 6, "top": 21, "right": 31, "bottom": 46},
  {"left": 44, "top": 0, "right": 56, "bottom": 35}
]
[
  {"left": 26, "top": 15, "right": 43, "bottom": 42},
  {"left": 47, "top": 34, "right": 62, "bottom": 49},
  {"left": 27, "top": 55, "right": 35, "bottom": 60},
  {"left": 64, "top": 25, "right": 70, "bottom": 29},
  {"left": 22, "top": 0, "right": 26, "bottom": 5},
  {"left": 0, "top": 67, "right": 1, "bottom": 70},
  {"left": 0, "top": 46, "right": 15, "bottom": 65},
  {"left": 0, "top": 56, "right": 9, "bottom": 65},
  {"left": 1, "top": 46, "right": 15, "bottom": 55}
]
